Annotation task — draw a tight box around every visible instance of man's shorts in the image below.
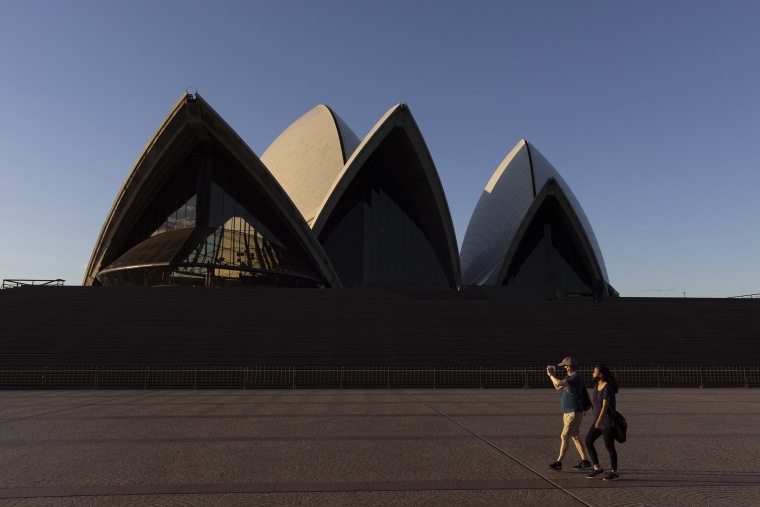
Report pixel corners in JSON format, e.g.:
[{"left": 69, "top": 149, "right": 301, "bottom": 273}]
[{"left": 561, "top": 411, "right": 584, "bottom": 438}]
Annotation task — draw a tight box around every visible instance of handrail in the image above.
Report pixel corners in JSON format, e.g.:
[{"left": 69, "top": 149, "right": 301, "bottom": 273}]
[
  {"left": 1, "top": 279, "right": 65, "bottom": 289},
  {"left": 0, "top": 365, "right": 757, "bottom": 389}
]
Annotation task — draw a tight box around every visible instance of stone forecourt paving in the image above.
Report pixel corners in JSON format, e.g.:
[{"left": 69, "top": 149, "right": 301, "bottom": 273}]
[{"left": 0, "top": 388, "right": 758, "bottom": 506}]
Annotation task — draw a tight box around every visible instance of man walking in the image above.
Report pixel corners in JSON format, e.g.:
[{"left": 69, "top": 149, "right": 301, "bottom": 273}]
[{"left": 547, "top": 357, "right": 591, "bottom": 471}]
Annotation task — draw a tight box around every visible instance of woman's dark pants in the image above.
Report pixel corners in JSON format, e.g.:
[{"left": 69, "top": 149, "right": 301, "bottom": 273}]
[{"left": 585, "top": 426, "right": 618, "bottom": 470}]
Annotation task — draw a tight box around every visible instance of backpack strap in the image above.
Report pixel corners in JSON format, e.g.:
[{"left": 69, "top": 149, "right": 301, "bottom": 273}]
[{"left": 564, "top": 383, "right": 583, "bottom": 411}]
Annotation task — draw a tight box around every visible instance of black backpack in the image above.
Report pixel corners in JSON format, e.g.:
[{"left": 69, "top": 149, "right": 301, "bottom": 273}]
[
  {"left": 611, "top": 409, "right": 628, "bottom": 443},
  {"left": 580, "top": 385, "right": 593, "bottom": 412}
]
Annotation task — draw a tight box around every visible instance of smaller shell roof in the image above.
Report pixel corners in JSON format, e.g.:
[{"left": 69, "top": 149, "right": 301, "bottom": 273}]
[
  {"left": 460, "top": 139, "right": 609, "bottom": 286},
  {"left": 261, "top": 105, "right": 360, "bottom": 223},
  {"left": 460, "top": 141, "right": 533, "bottom": 285}
]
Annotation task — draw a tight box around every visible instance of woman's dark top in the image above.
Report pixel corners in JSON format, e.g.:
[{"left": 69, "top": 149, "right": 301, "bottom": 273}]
[{"left": 592, "top": 383, "right": 616, "bottom": 429}]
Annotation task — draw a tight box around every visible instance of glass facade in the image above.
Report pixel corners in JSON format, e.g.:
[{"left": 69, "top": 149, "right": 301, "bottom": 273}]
[
  {"left": 319, "top": 129, "right": 453, "bottom": 288},
  {"left": 502, "top": 196, "right": 594, "bottom": 295},
  {"left": 119, "top": 148, "right": 202, "bottom": 247},
  {"left": 153, "top": 195, "right": 196, "bottom": 236},
  {"left": 97, "top": 144, "right": 324, "bottom": 287}
]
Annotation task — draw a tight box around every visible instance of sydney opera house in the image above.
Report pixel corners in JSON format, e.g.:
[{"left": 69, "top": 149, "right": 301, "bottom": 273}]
[
  {"left": 83, "top": 92, "right": 615, "bottom": 300},
  {"left": 1, "top": 92, "right": 758, "bottom": 388}
]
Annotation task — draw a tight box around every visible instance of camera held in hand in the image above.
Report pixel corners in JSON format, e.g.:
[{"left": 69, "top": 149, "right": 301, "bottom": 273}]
[{"left": 546, "top": 365, "right": 555, "bottom": 374}]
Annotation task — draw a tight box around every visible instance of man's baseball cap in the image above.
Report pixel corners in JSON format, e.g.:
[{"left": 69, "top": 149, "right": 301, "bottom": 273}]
[{"left": 558, "top": 357, "right": 578, "bottom": 368}]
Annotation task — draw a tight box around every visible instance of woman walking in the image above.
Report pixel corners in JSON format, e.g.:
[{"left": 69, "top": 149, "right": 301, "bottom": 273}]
[{"left": 585, "top": 365, "right": 620, "bottom": 480}]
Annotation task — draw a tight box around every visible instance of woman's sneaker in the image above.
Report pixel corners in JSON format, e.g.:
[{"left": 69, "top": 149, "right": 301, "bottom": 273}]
[
  {"left": 572, "top": 460, "right": 591, "bottom": 469},
  {"left": 548, "top": 461, "right": 562, "bottom": 471},
  {"left": 603, "top": 472, "right": 620, "bottom": 481},
  {"left": 586, "top": 468, "right": 604, "bottom": 478}
]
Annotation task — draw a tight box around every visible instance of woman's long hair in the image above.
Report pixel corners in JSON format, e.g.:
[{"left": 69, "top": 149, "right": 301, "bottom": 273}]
[{"left": 595, "top": 364, "right": 619, "bottom": 393}]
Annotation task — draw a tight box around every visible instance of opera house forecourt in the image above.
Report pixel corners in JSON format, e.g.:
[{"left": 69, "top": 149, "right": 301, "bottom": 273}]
[{"left": 1, "top": 92, "right": 758, "bottom": 388}]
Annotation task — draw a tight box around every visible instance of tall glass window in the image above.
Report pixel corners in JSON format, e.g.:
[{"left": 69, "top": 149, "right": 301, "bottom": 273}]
[
  {"left": 153, "top": 195, "right": 197, "bottom": 236},
  {"left": 99, "top": 143, "right": 324, "bottom": 287},
  {"left": 114, "top": 147, "right": 202, "bottom": 259}
]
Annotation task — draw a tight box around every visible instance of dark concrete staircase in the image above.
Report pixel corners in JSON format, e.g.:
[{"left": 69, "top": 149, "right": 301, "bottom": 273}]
[{"left": 1, "top": 287, "right": 758, "bottom": 368}]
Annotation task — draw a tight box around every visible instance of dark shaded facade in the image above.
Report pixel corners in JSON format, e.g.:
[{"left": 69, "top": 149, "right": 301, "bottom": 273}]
[
  {"left": 2, "top": 287, "right": 759, "bottom": 375},
  {"left": 503, "top": 194, "right": 594, "bottom": 293},
  {"left": 500, "top": 181, "right": 603, "bottom": 297},
  {"left": 315, "top": 110, "right": 460, "bottom": 289}
]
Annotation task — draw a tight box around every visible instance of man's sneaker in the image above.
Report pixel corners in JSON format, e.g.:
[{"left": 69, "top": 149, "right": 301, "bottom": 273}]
[
  {"left": 603, "top": 472, "right": 620, "bottom": 481},
  {"left": 586, "top": 468, "right": 604, "bottom": 478},
  {"left": 548, "top": 461, "right": 562, "bottom": 471},
  {"left": 572, "top": 460, "right": 591, "bottom": 469}
]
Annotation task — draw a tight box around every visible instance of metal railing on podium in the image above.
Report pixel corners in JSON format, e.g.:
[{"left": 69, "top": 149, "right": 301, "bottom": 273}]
[
  {"left": 1, "top": 279, "right": 65, "bottom": 289},
  {"left": 0, "top": 365, "right": 758, "bottom": 389}
]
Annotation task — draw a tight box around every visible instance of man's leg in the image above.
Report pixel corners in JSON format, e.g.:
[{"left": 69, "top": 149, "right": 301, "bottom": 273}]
[
  {"left": 551, "top": 413, "right": 574, "bottom": 469},
  {"left": 570, "top": 412, "right": 588, "bottom": 460},
  {"left": 556, "top": 412, "right": 574, "bottom": 462},
  {"left": 571, "top": 435, "right": 588, "bottom": 460},
  {"left": 557, "top": 434, "right": 570, "bottom": 462}
]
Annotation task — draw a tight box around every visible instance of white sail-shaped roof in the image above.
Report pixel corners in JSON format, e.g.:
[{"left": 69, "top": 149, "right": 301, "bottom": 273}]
[
  {"left": 461, "top": 139, "right": 609, "bottom": 287},
  {"left": 261, "top": 105, "right": 360, "bottom": 224}
]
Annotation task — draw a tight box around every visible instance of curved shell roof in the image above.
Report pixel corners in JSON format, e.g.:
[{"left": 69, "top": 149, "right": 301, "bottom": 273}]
[
  {"left": 460, "top": 139, "right": 608, "bottom": 286},
  {"left": 85, "top": 94, "right": 612, "bottom": 293},
  {"left": 312, "top": 103, "right": 462, "bottom": 288},
  {"left": 83, "top": 94, "right": 340, "bottom": 288},
  {"left": 261, "top": 105, "right": 360, "bottom": 224}
]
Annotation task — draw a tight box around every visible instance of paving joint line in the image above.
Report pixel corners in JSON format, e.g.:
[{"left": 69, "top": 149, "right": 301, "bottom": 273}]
[
  {"left": 665, "top": 390, "right": 760, "bottom": 408},
  {"left": 402, "top": 389, "right": 592, "bottom": 507},
  {"left": 0, "top": 390, "right": 161, "bottom": 426}
]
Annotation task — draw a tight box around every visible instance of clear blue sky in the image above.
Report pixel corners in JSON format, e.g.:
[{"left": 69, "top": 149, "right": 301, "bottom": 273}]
[{"left": 1, "top": 1, "right": 758, "bottom": 297}]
